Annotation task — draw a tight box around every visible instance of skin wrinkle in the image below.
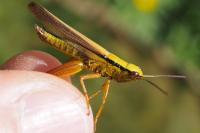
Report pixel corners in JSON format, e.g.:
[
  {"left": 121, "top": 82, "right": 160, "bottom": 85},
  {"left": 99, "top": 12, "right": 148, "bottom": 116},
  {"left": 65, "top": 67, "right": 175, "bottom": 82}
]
[
  {"left": 0, "top": 71, "right": 93, "bottom": 133},
  {"left": 0, "top": 71, "right": 53, "bottom": 104},
  {"left": 0, "top": 51, "right": 93, "bottom": 133},
  {"left": 14, "top": 54, "right": 48, "bottom": 70},
  {"left": 18, "top": 71, "right": 78, "bottom": 103}
]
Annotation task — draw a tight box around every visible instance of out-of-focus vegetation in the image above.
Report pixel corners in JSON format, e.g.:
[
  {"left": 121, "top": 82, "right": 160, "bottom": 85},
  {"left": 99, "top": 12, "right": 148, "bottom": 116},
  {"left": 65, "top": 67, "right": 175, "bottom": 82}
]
[{"left": 0, "top": 0, "right": 200, "bottom": 133}]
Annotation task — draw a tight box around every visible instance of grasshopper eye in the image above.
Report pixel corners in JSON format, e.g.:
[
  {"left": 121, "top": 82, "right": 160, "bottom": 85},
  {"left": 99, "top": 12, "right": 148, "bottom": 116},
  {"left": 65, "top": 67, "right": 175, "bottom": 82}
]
[{"left": 131, "top": 71, "right": 139, "bottom": 78}]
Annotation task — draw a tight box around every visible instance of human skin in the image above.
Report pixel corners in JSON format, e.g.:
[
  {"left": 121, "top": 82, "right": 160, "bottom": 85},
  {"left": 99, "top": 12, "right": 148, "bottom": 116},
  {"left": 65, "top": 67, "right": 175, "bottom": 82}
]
[{"left": 0, "top": 51, "right": 93, "bottom": 133}]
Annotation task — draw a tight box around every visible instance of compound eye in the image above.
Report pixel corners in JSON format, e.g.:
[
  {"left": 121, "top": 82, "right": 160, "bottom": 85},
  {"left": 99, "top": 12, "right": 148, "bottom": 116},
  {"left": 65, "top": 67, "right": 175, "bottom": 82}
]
[{"left": 131, "top": 71, "right": 139, "bottom": 77}]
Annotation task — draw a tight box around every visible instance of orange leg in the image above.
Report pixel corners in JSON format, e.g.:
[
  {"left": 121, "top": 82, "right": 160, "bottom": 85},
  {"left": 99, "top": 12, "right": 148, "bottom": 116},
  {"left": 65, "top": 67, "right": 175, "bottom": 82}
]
[
  {"left": 48, "top": 59, "right": 111, "bottom": 131},
  {"left": 80, "top": 73, "right": 101, "bottom": 115},
  {"left": 89, "top": 89, "right": 102, "bottom": 100},
  {"left": 94, "top": 79, "right": 110, "bottom": 131},
  {"left": 48, "top": 59, "right": 102, "bottom": 116},
  {"left": 47, "top": 58, "right": 83, "bottom": 78}
]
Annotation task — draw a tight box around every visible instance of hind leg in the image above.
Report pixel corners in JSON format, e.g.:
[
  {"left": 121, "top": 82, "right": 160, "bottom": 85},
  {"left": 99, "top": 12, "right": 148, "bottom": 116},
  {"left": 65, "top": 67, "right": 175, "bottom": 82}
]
[{"left": 48, "top": 58, "right": 83, "bottom": 78}]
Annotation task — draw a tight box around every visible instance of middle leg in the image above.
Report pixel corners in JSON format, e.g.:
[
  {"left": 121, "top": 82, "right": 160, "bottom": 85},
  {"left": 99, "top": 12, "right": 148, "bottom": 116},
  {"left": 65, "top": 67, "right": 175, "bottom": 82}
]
[{"left": 80, "top": 73, "right": 101, "bottom": 115}]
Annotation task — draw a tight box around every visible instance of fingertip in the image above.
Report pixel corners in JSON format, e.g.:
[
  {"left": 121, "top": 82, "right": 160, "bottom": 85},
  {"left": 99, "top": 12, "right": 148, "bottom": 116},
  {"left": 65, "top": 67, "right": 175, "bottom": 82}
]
[
  {"left": 0, "top": 70, "right": 94, "bottom": 133},
  {"left": 2, "top": 50, "right": 61, "bottom": 72},
  {"left": 1, "top": 50, "right": 71, "bottom": 82}
]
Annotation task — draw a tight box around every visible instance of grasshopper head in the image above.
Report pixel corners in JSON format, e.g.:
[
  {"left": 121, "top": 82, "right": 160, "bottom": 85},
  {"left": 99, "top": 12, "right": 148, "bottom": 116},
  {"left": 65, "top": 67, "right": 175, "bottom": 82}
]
[
  {"left": 126, "top": 64, "right": 185, "bottom": 95},
  {"left": 126, "top": 63, "right": 143, "bottom": 80}
]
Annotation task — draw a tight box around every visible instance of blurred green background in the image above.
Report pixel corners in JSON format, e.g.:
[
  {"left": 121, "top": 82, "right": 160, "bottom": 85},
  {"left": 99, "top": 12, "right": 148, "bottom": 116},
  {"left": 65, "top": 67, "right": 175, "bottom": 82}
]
[{"left": 0, "top": 0, "right": 200, "bottom": 133}]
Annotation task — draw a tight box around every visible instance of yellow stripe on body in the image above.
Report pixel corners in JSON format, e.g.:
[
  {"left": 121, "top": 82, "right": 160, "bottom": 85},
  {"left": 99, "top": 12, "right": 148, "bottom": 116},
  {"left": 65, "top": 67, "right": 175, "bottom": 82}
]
[{"left": 107, "top": 54, "right": 128, "bottom": 68}]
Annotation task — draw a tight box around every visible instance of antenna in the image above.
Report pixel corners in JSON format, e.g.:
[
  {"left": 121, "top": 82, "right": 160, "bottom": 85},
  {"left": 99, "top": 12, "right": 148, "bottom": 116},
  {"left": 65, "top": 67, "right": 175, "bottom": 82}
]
[
  {"left": 144, "top": 75, "right": 186, "bottom": 79},
  {"left": 143, "top": 74, "right": 186, "bottom": 95},
  {"left": 144, "top": 79, "right": 168, "bottom": 95}
]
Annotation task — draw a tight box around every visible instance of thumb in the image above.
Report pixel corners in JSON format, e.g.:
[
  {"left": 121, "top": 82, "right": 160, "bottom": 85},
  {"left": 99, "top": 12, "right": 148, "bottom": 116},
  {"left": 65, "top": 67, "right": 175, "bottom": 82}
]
[{"left": 0, "top": 51, "right": 93, "bottom": 133}]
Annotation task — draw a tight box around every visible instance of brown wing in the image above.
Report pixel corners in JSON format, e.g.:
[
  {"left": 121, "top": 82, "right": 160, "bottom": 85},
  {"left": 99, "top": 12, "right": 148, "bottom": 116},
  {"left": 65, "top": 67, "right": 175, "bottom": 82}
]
[{"left": 28, "top": 2, "right": 110, "bottom": 58}]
